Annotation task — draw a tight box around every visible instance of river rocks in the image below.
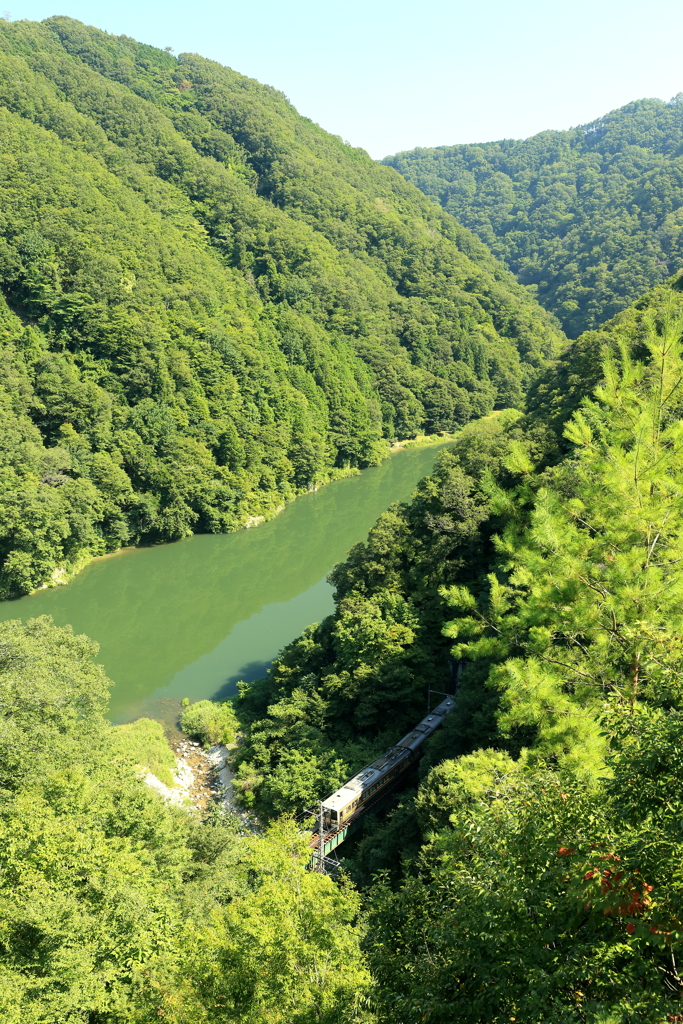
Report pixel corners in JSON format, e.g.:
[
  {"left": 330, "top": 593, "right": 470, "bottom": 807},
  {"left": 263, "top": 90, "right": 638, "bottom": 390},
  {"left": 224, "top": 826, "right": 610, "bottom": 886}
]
[
  {"left": 206, "top": 743, "right": 240, "bottom": 813},
  {"left": 167, "top": 740, "right": 217, "bottom": 811},
  {"left": 143, "top": 758, "right": 194, "bottom": 807},
  {"left": 143, "top": 735, "right": 258, "bottom": 830}
]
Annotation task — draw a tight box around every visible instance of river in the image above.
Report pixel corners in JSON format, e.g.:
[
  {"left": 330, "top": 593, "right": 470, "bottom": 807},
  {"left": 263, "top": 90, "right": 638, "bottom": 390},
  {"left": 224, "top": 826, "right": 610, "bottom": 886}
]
[{"left": 0, "top": 442, "right": 451, "bottom": 724}]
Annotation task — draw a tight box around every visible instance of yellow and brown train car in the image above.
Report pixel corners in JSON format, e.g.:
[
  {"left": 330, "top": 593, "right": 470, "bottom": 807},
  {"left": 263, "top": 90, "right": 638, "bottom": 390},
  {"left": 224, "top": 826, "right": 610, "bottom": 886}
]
[{"left": 320, "top": 696, "right": 455, "bottom": 830}]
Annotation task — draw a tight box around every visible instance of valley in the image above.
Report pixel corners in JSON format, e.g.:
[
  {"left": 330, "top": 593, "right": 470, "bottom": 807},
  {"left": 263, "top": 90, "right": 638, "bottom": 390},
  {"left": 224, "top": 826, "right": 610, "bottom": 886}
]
[{"left": 1, "top": 13, "right": 683, "bottom": 1024}]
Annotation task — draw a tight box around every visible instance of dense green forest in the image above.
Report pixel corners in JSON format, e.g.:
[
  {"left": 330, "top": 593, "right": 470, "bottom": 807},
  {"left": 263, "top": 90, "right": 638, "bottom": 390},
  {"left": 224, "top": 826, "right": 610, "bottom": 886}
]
[
  {"left": 0, "top": 16, "right": 561, "bottom": 600},
  {"left": 227, "top": 271, "right": 683, "bottom": 1019},
  {"left": 385, "top": 97, "right": 683, "bottom": 337},
  {"left": 0, "top": 616, "right": 371, "bottom": 1022},
  {"left": 5, "top": 273, "right": 683, "bottom": 1021},
  {"left": 5, "top": 15, "right": 683, "bottom": 1024}
]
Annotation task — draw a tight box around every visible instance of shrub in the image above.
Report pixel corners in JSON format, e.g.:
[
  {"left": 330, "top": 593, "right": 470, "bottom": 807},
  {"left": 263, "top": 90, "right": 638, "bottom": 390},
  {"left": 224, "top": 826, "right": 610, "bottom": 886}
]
[{"left": 180, "top": 700, "right": 239, "bottom": 746}]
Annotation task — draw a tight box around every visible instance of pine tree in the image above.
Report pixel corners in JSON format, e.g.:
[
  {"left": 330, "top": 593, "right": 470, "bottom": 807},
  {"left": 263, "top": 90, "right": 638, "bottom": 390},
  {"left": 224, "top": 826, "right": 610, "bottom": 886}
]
[{"left": 443, "top": 308, "right": 683, "bottom": 768}]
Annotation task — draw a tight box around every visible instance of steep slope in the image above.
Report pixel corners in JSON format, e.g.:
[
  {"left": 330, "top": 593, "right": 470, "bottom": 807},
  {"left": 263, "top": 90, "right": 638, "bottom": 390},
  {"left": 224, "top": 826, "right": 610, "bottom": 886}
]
[
  {"left": 385, "top": 96, "right": 683, "bottom": 337},
  {"left": 230, "top": 272, "right": 683, "bottom": 1017},
  {"left": 230, "top": 271, "right": 683, "bottom": 815},
  {"left": 0, "top": 17, "right": 562, "bottom": 598}
]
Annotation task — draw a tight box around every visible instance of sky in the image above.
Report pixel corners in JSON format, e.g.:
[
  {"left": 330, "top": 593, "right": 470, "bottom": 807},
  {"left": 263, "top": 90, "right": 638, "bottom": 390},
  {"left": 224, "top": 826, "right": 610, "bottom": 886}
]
[{"left": 5, "top": 0, "right": 683, "bottom": 159}]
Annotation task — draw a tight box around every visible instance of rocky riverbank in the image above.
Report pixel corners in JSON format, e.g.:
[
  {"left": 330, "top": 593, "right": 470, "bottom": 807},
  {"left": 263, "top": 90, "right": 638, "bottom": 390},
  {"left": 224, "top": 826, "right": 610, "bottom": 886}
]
[{"left": 144, "top": 736, "right": 259, "bottom": 828}]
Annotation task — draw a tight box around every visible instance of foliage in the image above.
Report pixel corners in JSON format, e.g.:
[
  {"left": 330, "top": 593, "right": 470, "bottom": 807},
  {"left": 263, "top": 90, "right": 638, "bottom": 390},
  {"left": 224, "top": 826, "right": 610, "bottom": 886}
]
[
  {"left": 180, "top": 822, "right": 373, "bottom": 1024},
  {"left": 180, "top": 698, "right": 239, "bottom": 746},
  {"left": 366, "top": 761, "right": 678, "bottom": 1023},
  {"left": 0, "top": 614, "right": 109, "bottom": 792},
  {"left": 231, "top": 408, "right": 550, "bottom": 818},
  {"left": 364, "top": 302, "right": 683, "bottom": 1016},
  {"left": 0, "top": 16, "right": 561, "bottom": 598},
  {"left": 386, "top": 96, "right": 683, "bottom": 336},
  {"left": 231, "top": 284, "right": 683, "bottom": 1015},
  {"left": 443, "top": 305, "right": 683, "bottom": 771},
  {"left": 109, "top": 716, "right": 178, "bottom": 786},
  {"left": 361, "top": 302, "right": 683, "bottom": 1020},
  {"left": 7, "top": 16, "right": 683, "bottom": 1021},
  {"left": 521, "top": 271, "right": 683, "bottom": 452},
  {"left": 0, "top": 616, "right": 373, "bottom": 1022}
]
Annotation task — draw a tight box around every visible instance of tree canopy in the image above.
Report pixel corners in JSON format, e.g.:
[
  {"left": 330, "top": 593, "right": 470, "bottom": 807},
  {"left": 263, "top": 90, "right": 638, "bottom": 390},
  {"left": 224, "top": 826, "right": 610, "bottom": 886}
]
[
  {"left": 6, "top": 15, "right": 683, "bottom": 1021},
  {"left": 230, "top": 274, "right": 683, "bottom": 1018},
  {"left": 0, "top": 615, "right": 373, "bottom": 1023}
]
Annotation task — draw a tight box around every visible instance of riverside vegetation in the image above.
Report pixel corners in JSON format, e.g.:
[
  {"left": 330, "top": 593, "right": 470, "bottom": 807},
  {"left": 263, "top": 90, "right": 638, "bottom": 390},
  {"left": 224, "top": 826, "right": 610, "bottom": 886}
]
[
  {"left": 225, "top": 274, "right": 683, "bottom": 1020},
  {"left": 2, "top": 15, "right": 683, "bottom": 1024},
  {"left": 5, "top": 270, "right": 683, "bottom": 1020}
]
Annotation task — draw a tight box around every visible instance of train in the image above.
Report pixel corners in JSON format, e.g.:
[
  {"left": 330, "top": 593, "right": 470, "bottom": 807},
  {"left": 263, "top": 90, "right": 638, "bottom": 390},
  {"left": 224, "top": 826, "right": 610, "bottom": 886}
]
[{"left": 319, "top": 695, "right": 455, "bottom": 832}]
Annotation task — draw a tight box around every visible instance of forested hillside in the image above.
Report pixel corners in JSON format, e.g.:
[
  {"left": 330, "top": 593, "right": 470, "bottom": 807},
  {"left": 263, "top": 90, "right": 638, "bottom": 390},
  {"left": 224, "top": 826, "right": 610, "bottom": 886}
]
[
  {"left": 6, "top": 14, "right": 683, "bottom": 1023},
  {"left": 0, "top": 615, "right": 373, "bottom": 1022},
  {"left": 3, "top": 136, "right": 683, "bottom": 1023},
  {"left": 5, "top": 274, "right": 683, "bottom": 1021},
  {"left": 229, "top": 271, "right": 683, "bottom": 1019},
  {"left": 0, "top": 16, "right": 561, "bottom": 599},
  {"left": 385, "top": 97, "right": 683, "bottom": 337}
]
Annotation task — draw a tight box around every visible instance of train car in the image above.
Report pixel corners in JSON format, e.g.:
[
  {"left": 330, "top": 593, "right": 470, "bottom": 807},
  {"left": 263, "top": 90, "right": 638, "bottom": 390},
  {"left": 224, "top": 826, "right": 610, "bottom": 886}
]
[{"left": 320, "top": 696, "right": 455, "bottom": 831}]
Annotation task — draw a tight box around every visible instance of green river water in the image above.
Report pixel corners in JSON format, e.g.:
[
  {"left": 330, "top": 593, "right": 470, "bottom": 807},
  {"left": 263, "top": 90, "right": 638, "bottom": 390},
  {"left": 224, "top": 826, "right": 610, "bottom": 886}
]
[{"left": 0, "top": 443, "right": 450, "bottom": 725}]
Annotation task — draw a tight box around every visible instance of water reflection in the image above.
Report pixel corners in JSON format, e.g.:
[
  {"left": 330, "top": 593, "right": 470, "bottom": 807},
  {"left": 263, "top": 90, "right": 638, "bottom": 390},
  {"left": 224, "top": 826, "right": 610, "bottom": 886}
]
[{"left": 0, "top": 443, "right": 450, "bottom": 721}]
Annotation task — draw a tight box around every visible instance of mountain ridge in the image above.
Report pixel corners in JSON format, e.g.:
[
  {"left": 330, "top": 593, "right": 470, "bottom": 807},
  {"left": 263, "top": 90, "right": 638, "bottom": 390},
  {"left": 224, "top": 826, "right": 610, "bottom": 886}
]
[{"left": 385, "top": 95, "right": 683, "bottom": 336}]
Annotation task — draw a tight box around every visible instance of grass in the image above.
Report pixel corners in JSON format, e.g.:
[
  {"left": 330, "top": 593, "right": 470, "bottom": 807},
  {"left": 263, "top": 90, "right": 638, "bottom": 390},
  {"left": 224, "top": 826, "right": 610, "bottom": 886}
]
[{"left": 109, "top": 718, "right": 177, "bottom": 787}]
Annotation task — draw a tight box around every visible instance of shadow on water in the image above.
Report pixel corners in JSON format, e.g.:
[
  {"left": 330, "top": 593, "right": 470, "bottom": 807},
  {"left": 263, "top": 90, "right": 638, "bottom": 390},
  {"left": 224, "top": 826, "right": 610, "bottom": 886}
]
[
  {"left": 0, "top": 442, "right": 452, "bottom": 722},
  {"left": 221, "top": 661, "right": 274, "bottom": 694},
  {"left": 131, "top": 658, "right": 276, "bottom": 731}
]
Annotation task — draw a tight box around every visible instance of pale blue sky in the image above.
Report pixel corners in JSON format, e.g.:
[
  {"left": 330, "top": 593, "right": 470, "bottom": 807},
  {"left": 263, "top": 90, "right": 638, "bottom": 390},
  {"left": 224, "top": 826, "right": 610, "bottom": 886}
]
[{"left": 6, "top": 0, "right": 683, "bottom": 158}]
